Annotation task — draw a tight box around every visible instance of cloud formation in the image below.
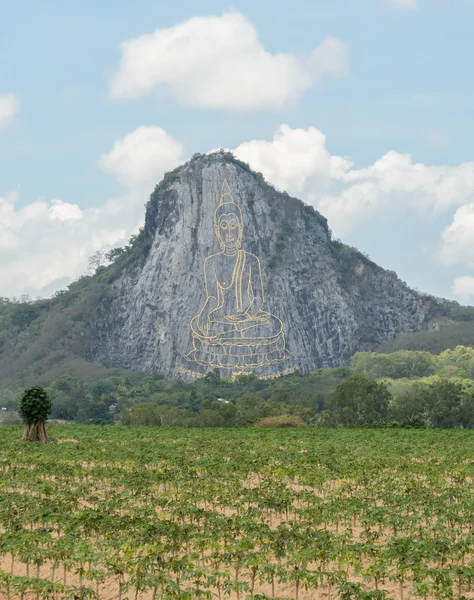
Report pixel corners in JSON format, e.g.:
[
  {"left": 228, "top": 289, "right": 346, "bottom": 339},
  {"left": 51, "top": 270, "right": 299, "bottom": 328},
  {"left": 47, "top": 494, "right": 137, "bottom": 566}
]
[
  {"left": 233, "top": 124, "right": 474, "bottom": 237},
  {"left": 438, "top": 204, "right": 474, "bottom": 269},
  {"left": 110, "top": 12, "right": 349, "bottom": 111},
  {"left": 233, "top": 125, "right": 474, "bottom": 302},
  {"left": 452, "top": 276, "right": 474, "bottom": 304},
  {"left": 99, "top": 126, "right": 185, "bottom": 187},
  {"left": 0, "top": 191, "right": 138, "bottom": 298},
  {"left": 0, "top": 93, "right": 20, "bottom": 128},
  {"left": 0, "top": 126, "right": 184, "bottom": 297},
  {"left": 3, "top": 123, "right": 474, "bottom": 299}
]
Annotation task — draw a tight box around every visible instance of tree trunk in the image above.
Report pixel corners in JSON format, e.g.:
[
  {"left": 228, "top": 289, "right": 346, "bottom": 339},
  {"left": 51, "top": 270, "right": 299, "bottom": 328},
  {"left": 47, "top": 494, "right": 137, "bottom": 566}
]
[{"left": 22, "top": 421, "right": 48, "bottom": 442}]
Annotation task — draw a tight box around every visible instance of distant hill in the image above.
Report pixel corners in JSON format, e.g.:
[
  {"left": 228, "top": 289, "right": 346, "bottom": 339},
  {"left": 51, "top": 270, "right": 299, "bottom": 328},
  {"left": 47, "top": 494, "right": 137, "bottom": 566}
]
[
  {"left": 0, "top": 152, "right": 472, "bottom": 387},
  {"left": 377, "top": 320, "right": 474, "bottom": 354}
]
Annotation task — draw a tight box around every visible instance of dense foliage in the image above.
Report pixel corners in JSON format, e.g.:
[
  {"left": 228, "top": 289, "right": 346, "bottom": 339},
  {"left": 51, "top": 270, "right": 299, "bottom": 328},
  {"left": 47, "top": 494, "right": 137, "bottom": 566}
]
[
  {"left": 352, "top": 346, "right": 474, "bottom": 379},
  {"left": 45, "top": 368, "right": 345, "bottom": 427},
  {"left": 4, "top": 346, "right": 474, "bottom": 429},
  {"left": 318, "top": 375, "right": 391, "bottom": 427},
  {"left": 18, "top": 386, "right": 52, "bottom": 442},
  {"left": 2, "top": 426, "right": 474, "bottom": 599},
  {"left": 18, "top": 386, "right": 52, "bottom": 425}
]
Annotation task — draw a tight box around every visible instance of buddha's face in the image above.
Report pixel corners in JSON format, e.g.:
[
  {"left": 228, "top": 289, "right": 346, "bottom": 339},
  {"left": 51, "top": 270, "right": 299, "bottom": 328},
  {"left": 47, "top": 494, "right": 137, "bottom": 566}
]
[{"left": 218, "top": 212, "right": 242, "bottom": 252}]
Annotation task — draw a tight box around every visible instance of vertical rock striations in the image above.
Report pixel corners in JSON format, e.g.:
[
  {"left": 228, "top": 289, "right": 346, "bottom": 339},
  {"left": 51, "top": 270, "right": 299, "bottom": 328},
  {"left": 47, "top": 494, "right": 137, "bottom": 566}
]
[{"left": 89, "top": 152, "right": 438, "bottom": 378}]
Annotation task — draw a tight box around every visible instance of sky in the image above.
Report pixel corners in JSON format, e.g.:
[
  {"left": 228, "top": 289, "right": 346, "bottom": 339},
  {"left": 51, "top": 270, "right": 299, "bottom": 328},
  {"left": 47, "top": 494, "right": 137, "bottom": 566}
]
[{"left": 1, "top": 0, "right": 474, "bottom": 302}]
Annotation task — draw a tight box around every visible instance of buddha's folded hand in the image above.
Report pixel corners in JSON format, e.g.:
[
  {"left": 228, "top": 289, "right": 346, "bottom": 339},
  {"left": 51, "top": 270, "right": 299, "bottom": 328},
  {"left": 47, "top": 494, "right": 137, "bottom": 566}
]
[
  {"left": 225, "top": 313, "right": 251, "bottom": 322},
  {"left": 198, "top": 315, "right": 211, "bottom": 334}
]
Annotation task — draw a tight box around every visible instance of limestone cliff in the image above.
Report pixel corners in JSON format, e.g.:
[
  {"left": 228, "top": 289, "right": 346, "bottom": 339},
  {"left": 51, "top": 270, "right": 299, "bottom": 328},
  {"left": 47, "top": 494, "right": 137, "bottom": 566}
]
[{"left": 88, "top": 152, "right": 439, "bottom": 378}]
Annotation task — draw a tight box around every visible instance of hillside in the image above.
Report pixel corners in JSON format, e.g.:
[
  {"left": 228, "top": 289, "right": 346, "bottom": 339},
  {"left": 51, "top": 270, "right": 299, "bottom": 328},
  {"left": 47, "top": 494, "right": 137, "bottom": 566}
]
[
  {"left": 377, "top": 320, "right": 474, "bottom": 354},
  {"left": 0, "top": 151, "right": 472, "bottom": 387}
]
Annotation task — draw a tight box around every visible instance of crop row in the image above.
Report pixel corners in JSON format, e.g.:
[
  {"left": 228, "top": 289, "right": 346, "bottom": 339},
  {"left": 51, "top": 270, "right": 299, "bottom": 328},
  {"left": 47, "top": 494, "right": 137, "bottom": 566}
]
[{"left": 1, "top": 426, "right": 474, "bottom": 599}]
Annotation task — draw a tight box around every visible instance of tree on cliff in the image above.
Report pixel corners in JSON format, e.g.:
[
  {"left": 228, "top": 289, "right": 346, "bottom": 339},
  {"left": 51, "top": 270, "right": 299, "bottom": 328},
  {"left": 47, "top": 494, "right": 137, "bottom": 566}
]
[{"left": 19, "top": 386, "right": 52, "bottom": 442}]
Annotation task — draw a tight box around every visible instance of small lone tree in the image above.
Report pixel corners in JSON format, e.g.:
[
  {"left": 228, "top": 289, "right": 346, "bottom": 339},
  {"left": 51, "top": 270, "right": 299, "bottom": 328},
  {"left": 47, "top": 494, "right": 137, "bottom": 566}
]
[
  {"left": 87, "top": 250, "right": 105, "bottom": 274},
  {"left": 19, "top": 387, "right": 52, "bottom": 442}
]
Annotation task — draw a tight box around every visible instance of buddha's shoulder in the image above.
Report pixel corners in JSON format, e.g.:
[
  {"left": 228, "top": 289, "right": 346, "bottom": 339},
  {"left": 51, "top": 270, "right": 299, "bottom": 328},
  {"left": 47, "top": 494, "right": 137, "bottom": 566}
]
[
  {"left": 204, "top": 251, "right": 261, "bottom": 266},
  {"left": 204, "top": 253, "right": 221, "bottom": 265},
  {"left": 243, "top": 251, "right": 261, "bottom": 264},
  {"left": 203, "top": 253, "right": 224, "bottom": 270}
]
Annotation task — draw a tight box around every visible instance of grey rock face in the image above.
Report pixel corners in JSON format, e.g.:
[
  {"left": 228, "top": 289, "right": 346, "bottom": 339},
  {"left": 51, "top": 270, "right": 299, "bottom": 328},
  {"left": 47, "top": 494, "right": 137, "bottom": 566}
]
[{"left": 89, "top": 153, "right": 438, "bottom": 378}]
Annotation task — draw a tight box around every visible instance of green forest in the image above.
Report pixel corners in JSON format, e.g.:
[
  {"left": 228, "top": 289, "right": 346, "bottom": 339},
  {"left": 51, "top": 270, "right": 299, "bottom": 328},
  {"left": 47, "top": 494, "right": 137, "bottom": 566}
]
[{"left": 3, "top": 345, "right": 474, "bottom": 429}]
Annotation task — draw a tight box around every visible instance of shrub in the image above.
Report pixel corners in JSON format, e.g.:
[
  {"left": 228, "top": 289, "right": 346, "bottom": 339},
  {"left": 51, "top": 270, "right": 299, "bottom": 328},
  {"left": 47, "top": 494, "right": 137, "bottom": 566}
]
[{"left": 253, "top": 415, "right": 307, "bottom": 428}]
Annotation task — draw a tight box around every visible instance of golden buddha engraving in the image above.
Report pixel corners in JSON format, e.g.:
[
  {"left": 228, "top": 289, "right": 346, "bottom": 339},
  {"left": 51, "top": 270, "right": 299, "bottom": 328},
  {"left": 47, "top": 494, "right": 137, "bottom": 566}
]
[{"left": 185, "top": 180, "right": 292, "bottom": 372}]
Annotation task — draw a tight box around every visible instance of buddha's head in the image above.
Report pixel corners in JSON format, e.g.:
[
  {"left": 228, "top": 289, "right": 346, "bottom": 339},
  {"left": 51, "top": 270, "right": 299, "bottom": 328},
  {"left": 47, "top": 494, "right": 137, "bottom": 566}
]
[{"left": 214, "top": 202, "right": 243, "bottom": 253}]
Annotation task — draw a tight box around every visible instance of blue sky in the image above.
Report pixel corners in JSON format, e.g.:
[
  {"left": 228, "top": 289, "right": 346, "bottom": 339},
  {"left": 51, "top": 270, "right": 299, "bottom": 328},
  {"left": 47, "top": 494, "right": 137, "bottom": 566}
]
[{"left": 1, "top": 0, "right": 474, "bottom": 300}]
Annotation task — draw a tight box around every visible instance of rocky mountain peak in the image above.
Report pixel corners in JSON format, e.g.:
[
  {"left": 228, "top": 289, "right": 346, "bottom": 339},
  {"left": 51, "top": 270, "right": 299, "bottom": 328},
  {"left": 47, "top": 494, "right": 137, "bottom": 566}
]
[{"left": 89, "top": 152, "right": 438, "bottom": 379}]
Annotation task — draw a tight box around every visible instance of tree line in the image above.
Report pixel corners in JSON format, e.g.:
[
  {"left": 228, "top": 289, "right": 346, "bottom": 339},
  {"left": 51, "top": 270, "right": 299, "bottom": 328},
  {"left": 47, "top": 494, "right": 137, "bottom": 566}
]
[
  {"left": 351, "top": 345, "right": 474, "bottom": 379},
  {"left": 3, "top": 345, "right": 474, "bottom": 429}
]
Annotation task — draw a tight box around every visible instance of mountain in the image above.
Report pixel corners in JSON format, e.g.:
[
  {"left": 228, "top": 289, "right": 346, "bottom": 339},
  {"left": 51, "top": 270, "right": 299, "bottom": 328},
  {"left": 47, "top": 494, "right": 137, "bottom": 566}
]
[
  {"left": 86, "top": 151, "right": 449, "bottom": 379},
  {"left": 0, "top": 151, "right": 470, "bottom": 387}
]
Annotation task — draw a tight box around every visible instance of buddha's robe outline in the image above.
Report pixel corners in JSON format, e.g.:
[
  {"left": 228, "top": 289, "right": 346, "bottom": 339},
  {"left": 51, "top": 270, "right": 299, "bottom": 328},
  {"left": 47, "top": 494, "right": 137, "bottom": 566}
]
[
  {"left": 200, "top": 249, "right": 282, "bottom": 339},
  {"left": 185, "top": 179, "right": 291, "bottom": 372},
  {"left": 186, "top": 249, "right": 290, "bottom": 370}
]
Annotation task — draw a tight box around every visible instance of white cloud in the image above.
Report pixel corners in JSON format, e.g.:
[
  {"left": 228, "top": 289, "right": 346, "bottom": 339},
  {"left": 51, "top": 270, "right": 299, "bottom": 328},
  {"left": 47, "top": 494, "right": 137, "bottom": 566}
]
[
  {"left": 452, "top": 276, "right": 474, "bottom": 305},
  {"left": 0, "top": 94, "right": 20, "bottom": 128},
  {"left": 5, "top": 122, "right": 474, "bottom": 298},
  {"left": 438, "top": 204, "right": 474, "bottom": 268},
  {"left": 0, "top": 189, "right": 140, "bottom": 297},
  {"left": 99, "top": 126, "right": 184, "bottom": 187},
  {"left": 390, "top": 0, "right": 417, "bottom": 10},
  {"left": 234, "top": 125, "right": 352, "bottom": 193},
  {"left": 110, "top": 12, "right": 348, "bottom": 111},
  {"left": 233, "top": 124, "right": 474, "bottom": 236},
  {"left": 0, "top": 126, "right": 185, "bottom": 297}
]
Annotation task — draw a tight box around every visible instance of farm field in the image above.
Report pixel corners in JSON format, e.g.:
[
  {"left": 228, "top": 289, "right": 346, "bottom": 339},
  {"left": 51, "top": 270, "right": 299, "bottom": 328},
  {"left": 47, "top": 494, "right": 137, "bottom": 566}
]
[{"left": 2, "top": 426, "right": 474, "bottom": 599}]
